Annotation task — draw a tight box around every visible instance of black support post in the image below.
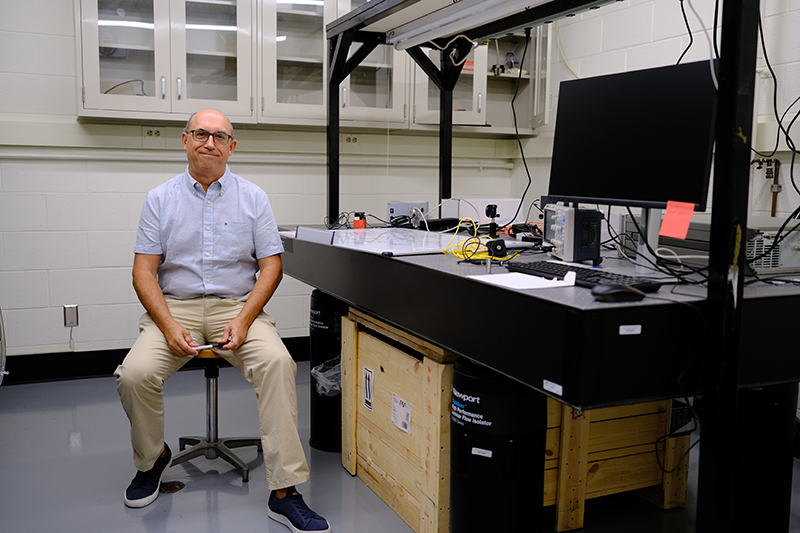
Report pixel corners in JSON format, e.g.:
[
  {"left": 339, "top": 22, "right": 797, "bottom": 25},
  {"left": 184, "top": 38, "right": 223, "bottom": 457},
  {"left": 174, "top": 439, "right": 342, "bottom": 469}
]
[
  {"left": 327, "top": 32, "right": 354, "bottom": 220},
  {"left": 698, "top": 1, "right": 764, "bottom": 531},
  {"left": 407, "top": 40, "right": 474, "bottom": 214},
  {"left": 438, "top": 40, "right": 474, "bottom": 210}
]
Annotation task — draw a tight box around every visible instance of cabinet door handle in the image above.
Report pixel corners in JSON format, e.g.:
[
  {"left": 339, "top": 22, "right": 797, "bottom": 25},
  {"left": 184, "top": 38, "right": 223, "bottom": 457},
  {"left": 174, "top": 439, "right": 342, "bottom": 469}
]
[
  {"left": 177, "top": 77, "right": 182, "bottom": 100},
  {"left": 161, "top": 77, "right": 166, "bottom": 99},
  {"left": 342, "top": 87, "right": 347, "bottom": 108},
  {"left": 478, "top": 92, "right": 482, "bottom": 113}
]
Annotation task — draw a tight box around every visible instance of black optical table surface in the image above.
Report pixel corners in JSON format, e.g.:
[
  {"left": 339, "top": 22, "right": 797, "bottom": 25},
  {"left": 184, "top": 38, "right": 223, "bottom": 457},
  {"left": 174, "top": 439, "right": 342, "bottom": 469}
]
[{"left": 281, "top": 234, "right": 800, "bottom": 410}]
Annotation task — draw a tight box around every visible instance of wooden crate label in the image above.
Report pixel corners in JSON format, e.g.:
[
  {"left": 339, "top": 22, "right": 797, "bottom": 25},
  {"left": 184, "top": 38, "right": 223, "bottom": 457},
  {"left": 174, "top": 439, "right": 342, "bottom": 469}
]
[
  {"left": 363, "top": 366, "right": 375, "bottom": 411},
  {"left": 392, "top": 393, "right": 413, "bottom": 433}
]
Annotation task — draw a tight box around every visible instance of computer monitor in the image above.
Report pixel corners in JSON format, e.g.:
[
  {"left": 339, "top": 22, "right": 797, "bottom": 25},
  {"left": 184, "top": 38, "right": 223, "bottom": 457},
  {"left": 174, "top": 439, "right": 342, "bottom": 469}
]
[
  {"left": 547, "top": 60, "right": 718, "bottom": 212},
  {"left": 545, "top": 60, "right": 718, "bottom": 273}
]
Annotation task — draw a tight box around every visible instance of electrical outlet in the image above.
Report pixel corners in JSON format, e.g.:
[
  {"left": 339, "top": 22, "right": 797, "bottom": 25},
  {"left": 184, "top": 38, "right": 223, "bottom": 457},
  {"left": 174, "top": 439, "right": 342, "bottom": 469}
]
[
  {"left": 142, "top": 126, "right": 167, "bottom": 148},
  {"left": 342, "top": 134, "right": 360, "bottom": 145},
  {"left": 64, "top": 305, "right": 79, "bottom": 328}
]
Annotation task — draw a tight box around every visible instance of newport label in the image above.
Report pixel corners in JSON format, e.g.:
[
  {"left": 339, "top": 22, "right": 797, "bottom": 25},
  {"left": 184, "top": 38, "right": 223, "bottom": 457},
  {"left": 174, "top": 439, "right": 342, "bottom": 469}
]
[{"left": 450, "top": 386, "right": 492, "bottom": 428}]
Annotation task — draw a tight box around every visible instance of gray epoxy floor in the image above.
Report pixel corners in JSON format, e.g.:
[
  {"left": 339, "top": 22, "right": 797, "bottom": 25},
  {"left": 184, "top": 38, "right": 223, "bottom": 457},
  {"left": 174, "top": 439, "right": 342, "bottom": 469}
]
[{"left": 2, "top": 362, "right": 800, "bottom": 533}]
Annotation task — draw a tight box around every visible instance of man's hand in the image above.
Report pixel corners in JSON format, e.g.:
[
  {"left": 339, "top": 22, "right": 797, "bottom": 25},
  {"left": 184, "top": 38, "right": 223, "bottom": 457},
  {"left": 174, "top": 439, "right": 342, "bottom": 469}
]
[
  {"left": 218, "top": 317, "right": 247, "bottom": 350},
  {"left": 214, "top": 255, "right": 283, "bottom": 351},
  {"left": 163, "top": 321, "right": 201, "bottom": 357}
]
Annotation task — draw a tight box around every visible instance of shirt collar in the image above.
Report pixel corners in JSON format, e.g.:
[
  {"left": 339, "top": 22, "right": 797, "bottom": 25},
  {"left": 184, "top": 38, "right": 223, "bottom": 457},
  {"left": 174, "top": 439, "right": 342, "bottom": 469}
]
[{"left": 183, "top": 165, "right": 231, "bottom": 197}]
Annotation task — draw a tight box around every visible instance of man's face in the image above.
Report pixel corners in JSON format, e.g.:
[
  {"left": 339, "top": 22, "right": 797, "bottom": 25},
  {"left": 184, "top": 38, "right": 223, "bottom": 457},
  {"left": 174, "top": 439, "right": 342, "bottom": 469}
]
[{"left": 182, "top": 110, "right": 237, "bottom": 180}]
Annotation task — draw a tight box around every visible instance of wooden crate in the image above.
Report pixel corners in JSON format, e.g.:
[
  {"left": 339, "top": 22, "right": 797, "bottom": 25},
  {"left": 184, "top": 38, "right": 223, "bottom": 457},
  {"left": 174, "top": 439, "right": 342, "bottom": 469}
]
[
  {"left": 342, "top": 310, "right": 690, "bottom": 532},
  {"left": 342, "top": 309, "right": 457, "bottom": 533},
  {"left": 544, "top": 400, "right": 690, "bottom": 530}
]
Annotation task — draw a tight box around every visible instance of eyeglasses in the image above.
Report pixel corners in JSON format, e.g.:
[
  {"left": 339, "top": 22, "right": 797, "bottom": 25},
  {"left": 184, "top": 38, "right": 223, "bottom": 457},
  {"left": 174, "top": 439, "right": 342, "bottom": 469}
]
[{"left": 187, "top": 129, "right": 234, "bottom": 146}]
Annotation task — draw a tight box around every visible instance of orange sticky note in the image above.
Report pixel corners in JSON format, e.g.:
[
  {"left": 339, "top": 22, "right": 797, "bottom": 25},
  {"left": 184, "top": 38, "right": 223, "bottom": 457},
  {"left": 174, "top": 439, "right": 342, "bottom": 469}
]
[{"left": 659, "top": 201, "right": 695, "bottom": 239}]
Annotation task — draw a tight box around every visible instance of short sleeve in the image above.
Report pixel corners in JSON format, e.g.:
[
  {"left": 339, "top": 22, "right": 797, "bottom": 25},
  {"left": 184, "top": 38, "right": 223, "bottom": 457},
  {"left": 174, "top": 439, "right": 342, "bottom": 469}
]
[
  {"left": 134, "top": 191, "right": 164, "bottom": 255},
  {"left": 254, "top": 193, "right": 284, "bottom": 259}
]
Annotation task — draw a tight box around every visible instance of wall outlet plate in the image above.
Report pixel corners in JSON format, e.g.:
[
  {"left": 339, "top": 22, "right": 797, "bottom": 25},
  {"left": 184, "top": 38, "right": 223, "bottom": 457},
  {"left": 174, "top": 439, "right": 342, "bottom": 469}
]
[{"left": 64, "top": 305, "right": 79, "bottom": 327}]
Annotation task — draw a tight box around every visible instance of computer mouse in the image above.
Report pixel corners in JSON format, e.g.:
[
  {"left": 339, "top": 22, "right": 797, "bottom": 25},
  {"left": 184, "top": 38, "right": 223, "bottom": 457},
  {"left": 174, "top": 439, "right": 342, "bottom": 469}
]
[{"left": 590, "top": 283, "right": 647, "bottom": 303}]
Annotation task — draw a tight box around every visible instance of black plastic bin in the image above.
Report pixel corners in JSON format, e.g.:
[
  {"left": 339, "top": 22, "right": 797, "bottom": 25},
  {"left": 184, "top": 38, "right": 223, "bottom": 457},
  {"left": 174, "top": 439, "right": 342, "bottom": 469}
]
[
  {"left": 308, "top": 290, "right": 349, "bottom": 452},
  {"left": 450, "top": 357, "right": 543, "bottom": 532}
]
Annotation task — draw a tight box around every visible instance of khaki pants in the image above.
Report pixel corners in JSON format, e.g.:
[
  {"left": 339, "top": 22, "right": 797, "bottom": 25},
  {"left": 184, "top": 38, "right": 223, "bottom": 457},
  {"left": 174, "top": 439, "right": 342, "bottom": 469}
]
[{"left": 114, "top": 296, "right": 310, "bottom": 491}]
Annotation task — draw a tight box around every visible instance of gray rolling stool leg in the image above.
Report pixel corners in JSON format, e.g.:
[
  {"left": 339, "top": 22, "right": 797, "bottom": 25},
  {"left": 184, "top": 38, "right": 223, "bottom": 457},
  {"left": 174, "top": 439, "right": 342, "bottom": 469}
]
[{"left": 170, "top": 351, "right": 262, "bottom": 481}]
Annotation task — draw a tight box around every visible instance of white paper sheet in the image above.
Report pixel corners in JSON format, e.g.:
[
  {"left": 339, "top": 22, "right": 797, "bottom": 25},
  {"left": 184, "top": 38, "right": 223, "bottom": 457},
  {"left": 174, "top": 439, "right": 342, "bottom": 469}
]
[{"left": 467, "top": 271, "right": 576, "bottom": 290}]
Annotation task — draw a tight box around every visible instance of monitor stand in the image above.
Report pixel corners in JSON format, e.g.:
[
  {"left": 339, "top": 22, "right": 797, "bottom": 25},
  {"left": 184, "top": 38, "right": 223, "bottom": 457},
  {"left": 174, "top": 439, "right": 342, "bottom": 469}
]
[{"left": 635, "top": 208, "right": 676, "bottom": 280}]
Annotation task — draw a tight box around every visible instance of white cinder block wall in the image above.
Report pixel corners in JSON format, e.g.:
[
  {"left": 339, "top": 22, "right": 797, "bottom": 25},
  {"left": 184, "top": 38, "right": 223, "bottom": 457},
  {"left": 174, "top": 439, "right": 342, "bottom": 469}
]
[
  {"left": 0, "top": 139, "right": 514, "bottom": 355},
  {"left": 1, "top": 0, "right": 799, "bottom": 357}
]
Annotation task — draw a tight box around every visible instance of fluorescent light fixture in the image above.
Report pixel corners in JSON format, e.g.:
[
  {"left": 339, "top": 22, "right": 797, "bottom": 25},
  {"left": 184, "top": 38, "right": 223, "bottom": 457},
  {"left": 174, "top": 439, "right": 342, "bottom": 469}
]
[
  {"left": 277, "top": 0, "right": 325, "bottom": 5},
  {"left": 97, "top": 20, "right": 238, "bottom": 32},
  {"left": 385, "top": 0, "right": 550, "bottom": 50},
  {"left": 186, "top": 24, "right": 238, "bottom": 32},
  {"left": 277, "top": 35, "right": 287, "bottom": 42},
  {"left": 97, "top": 20, "right": 155, "bottom": 29}
]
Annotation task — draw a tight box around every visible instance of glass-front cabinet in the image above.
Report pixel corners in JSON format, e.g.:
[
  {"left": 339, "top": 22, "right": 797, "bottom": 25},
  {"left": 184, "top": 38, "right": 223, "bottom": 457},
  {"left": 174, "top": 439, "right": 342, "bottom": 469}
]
[
  {"left": 81, "top": 0, "right": 171, "bottom": 113},
  {"left": 259, "top": 0, "right": 335, "bottom": 122},
  {"left": 337, "top": 0, "right": 408, "bottom": 125},
  {"left": 260, "top": 0, "right": 406, "bottom": 125},
  {"left": 79, "top": 0, "right": 255, "bottom": 121},
  {"left": 411, "top": 28, "right": 550, "bottom": 134},
  {"left": 412, "top": 45, "right": 488, "bottom": 126},
  {"left": 531, "top": 24, "right": 552, "bottom": 129},
  {"left": 77, "top": 1, "right": 541, "bottom": 131}
]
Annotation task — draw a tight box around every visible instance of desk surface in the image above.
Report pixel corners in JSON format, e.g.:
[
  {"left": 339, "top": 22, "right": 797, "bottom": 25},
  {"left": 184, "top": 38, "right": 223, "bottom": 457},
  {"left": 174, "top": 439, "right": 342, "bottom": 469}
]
[{"left": 282, "top": 234, "right": 800, "bottom": 409}]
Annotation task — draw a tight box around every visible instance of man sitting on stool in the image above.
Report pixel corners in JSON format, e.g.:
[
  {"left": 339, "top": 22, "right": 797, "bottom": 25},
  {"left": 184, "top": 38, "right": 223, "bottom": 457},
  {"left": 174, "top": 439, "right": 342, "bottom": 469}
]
[{"left": 114, "top": 109, "right": 329, "bottom": 533}]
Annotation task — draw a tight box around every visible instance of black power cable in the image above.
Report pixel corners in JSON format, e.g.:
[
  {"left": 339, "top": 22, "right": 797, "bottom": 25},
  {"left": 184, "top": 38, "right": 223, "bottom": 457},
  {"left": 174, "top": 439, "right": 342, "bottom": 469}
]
[
  {"left": 503, "top": 27, "right": 534, "bottom": 230},
  {"left": 676, "top": 0, "right": 693, "bottom": 65}
]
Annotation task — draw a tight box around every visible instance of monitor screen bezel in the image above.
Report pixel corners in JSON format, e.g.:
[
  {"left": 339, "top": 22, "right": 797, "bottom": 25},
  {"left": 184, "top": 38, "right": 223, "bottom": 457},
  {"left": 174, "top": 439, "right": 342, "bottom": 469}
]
[{"left": 546, "top": 60, "right": 718, "bottom": 213}]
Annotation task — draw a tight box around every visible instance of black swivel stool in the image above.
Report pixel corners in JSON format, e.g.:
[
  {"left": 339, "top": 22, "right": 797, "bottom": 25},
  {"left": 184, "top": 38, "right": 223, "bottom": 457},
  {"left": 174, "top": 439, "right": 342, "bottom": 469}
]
[{"left": 170, "top": 350, "right": 262, "bottom": 481}]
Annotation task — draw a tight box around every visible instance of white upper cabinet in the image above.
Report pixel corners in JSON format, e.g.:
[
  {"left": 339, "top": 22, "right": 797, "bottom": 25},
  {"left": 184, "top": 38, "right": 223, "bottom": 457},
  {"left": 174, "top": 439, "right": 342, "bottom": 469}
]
[
  {"left": 79, "top": 0, "right": 256, "bottom": 122},
  {"left": 412, "top": 44, "right": 488, "bottom": 126},
  {"left": 411, "top": 28, "right": 551, "bottom": 135},
  {"left": 337, "top": 0, "right": 408, "bottom": 125},
  {"left": 259, "top": 0, "right": 336, "bottom": 123},
  {"left": 80, "top": 0, "right": 172, "bottom": 114},
  {"left": 76, "top": 0, "right": 544, "bottom": 133}
]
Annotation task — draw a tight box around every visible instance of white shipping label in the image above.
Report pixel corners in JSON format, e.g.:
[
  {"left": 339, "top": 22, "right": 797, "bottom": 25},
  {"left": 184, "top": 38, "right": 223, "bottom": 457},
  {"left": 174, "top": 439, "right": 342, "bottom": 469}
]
[
  {"left": 363, "top": 367, "right": 374, "bottom": 412},
  {"left": 392, "top": 393, "right": 412, "bottom": 434},
  {"left": 619, "top": 325, "right": 642, "bottom": 336},
  {"left": 472, "top": 447, "right": 493, "bottom": 458},
  {"left": 543, "top": 379, "right": 563, "bottom": 396}
]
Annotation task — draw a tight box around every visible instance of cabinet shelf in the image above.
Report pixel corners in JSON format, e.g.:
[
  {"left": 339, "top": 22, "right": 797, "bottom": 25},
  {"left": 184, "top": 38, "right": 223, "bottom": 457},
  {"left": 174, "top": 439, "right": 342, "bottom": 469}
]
[
  {"left": 187, "top": 0, "right": 236, "bottom": 6},
  {"left": 278, "top": 56, "right": 323, "bottom": 65},
  {"left": 187, "top": 49, "right": 237, "bottom": 58},
  {"left": 487, "top": 71, "right": 531, "bottom": 80},
  {"left": 277, "top": 8, "right": 324, "bottom": 18},
  {"left": 98, "top": 43, "right": 154, "bottom": 52}
]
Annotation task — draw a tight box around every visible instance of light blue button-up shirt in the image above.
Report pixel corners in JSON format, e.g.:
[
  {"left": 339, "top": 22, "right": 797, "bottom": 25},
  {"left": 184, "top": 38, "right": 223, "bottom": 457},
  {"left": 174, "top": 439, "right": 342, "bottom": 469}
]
[{"left": 134, "top": 166, "right": 284, "bottom": 300}]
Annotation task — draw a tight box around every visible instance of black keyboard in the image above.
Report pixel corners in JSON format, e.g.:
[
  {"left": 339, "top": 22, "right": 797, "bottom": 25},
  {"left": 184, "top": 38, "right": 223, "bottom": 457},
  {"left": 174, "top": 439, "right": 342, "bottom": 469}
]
[{"left": 505, "top": 260, "right": 662, "bottom": 293}]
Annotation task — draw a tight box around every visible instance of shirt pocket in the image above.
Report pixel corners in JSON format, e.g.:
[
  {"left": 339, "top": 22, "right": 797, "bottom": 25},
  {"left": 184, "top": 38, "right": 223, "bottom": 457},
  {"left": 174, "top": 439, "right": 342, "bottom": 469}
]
[{"left": 218, "top": 221, "right": 254, "bottom": 260}]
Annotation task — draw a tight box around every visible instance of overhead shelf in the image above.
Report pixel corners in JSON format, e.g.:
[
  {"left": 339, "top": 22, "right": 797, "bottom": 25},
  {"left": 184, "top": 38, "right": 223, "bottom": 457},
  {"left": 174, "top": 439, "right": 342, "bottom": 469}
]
[{"left": 326, "top": 0, "right": 617, "bottom": 49}]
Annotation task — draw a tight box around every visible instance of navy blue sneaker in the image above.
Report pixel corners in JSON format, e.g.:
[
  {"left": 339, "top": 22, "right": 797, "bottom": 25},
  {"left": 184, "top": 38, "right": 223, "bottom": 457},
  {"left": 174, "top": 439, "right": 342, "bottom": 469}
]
[
  {"left": 124, "top": 444, "right": 172, "bottom": 508},
  {"left": 268, "top": 490, "right": 331, "bottom": 533}
]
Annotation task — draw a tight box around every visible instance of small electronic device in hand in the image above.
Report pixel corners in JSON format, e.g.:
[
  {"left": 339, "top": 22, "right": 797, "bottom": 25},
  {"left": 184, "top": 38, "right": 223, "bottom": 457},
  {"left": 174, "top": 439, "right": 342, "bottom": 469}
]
[
  {"left": 590, "top": 284, "right": 646, "bottom": 303},
  {"left": 195, "top": 342, "right": 227, "bottom": 350}
]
